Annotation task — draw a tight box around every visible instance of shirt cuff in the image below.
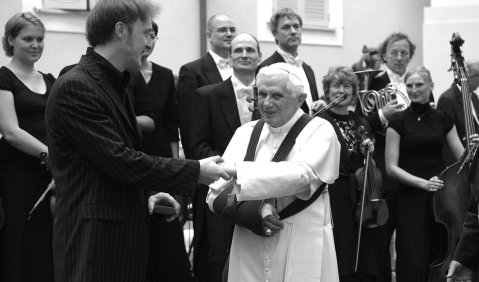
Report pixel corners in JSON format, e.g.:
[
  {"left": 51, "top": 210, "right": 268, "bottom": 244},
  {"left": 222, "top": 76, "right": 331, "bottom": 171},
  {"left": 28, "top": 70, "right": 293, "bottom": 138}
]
[{"left": 378, "top": 109, "right": 388, "bottom": 127}]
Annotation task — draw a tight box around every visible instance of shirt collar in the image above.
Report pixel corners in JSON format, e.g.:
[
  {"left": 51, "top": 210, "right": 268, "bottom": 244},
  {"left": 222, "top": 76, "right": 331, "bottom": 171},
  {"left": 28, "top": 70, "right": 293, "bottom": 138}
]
[
  {"left": 231, "top": 75, "right": 254, "bottom": 89},
  {"left": 277, "top": 47, "right": 300, "bottom": 61},
  {"left": 386, "top": 68, "right": 405, "bottom": 83},
  {"left": 266, "top": 109, "right": 304, "bottom": 134},
  {"left": 86, "top": 47, "right": 131, "bottom": 93},
  {"left": 209, "top": 50, "right": 228, "bottom": 64}
]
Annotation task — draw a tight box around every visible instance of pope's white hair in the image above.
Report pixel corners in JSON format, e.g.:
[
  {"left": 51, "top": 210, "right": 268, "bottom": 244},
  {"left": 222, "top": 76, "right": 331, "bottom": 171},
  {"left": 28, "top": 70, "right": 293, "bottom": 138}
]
[{"left": 256, "top": 62, "right": 304, "bottom": 97}]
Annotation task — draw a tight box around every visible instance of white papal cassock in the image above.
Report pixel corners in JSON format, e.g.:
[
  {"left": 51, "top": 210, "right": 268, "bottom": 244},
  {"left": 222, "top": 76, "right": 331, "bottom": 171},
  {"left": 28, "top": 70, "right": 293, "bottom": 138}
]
[{"left": 207, "top": 109, "right": 341, "bottom": 282}]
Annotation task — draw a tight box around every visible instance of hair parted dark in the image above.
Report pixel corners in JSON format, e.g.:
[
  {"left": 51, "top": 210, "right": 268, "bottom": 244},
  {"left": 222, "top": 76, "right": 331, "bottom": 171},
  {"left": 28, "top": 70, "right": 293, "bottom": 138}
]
[
  {"left": 322, "top": 66, "right": 358, "bottom": 101},
  {"left": 2, "top": 12, "right": 45, "bottom": 57},
  {"left": 86, "top": 0, "right": 159, "bottom": 47},
  {"left": 379, "top": 32, "right": 416, "bottom": 61},
  {"left": 269, "top": 8, "right": 302, "bottom": 34}
]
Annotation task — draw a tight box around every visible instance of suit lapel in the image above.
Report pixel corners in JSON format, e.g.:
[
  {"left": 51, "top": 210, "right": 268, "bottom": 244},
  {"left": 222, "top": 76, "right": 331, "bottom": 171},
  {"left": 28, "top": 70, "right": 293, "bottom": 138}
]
[
  {"left": 218, "top": 79, "right": 241, "bottom": 133},
  {"left": 80, "top": 57, "right": 138, "bottom": 136},
  {"left": 202, "top": 53, "right": 223, "bottom": 84},
  {"left": 302, "top": 63, "right": 319, "bottom": 101}
]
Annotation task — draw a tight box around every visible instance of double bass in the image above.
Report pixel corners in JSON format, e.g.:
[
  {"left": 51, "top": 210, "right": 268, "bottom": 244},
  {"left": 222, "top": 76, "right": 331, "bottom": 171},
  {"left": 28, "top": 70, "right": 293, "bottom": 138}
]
[{"left": 429, "top": 33, "right": 477, "bottom": 282}]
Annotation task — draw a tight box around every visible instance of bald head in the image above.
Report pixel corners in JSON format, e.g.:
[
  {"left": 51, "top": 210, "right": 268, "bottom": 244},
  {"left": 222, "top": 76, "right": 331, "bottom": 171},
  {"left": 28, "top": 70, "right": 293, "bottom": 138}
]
[
  {"left": 230, "top": 33, "right": 262, "bottom": 76},
  {"left": 206, "top": 14, "right": 237, "bottom": 56}
]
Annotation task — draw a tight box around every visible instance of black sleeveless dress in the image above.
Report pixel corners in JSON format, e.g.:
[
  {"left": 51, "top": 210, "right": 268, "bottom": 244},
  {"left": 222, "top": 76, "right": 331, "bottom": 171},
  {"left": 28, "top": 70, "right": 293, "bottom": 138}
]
[{"left": 0, "top": 66, "right": 55, "bottom": 282}]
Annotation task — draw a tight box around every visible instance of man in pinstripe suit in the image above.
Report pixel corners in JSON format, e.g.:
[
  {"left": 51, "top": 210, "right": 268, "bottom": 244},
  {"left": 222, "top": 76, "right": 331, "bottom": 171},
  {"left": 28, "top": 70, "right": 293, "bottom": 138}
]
[{"left": 45, "top": 1, "right": 229, "bottom": 281}]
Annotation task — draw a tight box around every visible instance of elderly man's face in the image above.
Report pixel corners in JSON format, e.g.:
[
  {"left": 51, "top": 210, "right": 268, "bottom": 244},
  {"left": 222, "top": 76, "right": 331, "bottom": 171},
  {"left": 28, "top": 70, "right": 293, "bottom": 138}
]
[
  {"left": 230, "top": 34, "right": 261, "bottom": 74},
  {"left": 384, "top": 39, "right": 411, "bottom": 76},
  {"left": 258, "top": 75, "right": 303, "bottom": 127},
  {"left": 208, "top": 15, "right": 237, "bottom": 52}
]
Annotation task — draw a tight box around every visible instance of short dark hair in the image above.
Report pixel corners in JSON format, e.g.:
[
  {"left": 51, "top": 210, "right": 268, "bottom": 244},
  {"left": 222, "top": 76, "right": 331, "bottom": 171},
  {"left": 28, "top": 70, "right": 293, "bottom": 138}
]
[
  {"left": 229, "top": 33, "right": 261, "bottom": 55},
  {"left": 2, "top": 12, "right": 45, "bottom": 57},
  {"left": 322, "top": 66, "right": 358, "bottom": 101},
  {"left": 86, "top": 0, "right": 159, "bottom": 47},
  {"left": 269, "top": 8, "right": 303, "bottom": 35},
  {"left": 379, "top": 32, "right": 416, "bottom": 61}
]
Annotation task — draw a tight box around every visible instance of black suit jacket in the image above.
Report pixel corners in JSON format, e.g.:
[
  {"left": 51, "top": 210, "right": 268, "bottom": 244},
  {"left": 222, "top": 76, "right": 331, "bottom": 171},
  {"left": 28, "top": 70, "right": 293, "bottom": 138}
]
[
  {"left": 454, "top": 201, "right": 479, "bottom": 270},
  {"left": 177, "top": 53, "right": 223, "bottom": 158},
  {"left": 189, "top": 78, "right": 240, "bottom": 281},
  {"left": 257, "top": 51, "right": 319, "bottom": 114},
  {"left": 46, "top": 49, "right": 200, "bottom": 282},
  {"left": 437, "top": 83, "right": 479, "bottom": 143},
  {"left": 189, "top": 78, "right": 241, "bottom": 159}
]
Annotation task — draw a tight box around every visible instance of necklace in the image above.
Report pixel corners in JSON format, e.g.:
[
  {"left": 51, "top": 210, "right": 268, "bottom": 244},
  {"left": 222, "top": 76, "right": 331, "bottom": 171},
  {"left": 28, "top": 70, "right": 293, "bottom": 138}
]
[{"left": 409, "top": 107, "right": 431, "bottom": 121}]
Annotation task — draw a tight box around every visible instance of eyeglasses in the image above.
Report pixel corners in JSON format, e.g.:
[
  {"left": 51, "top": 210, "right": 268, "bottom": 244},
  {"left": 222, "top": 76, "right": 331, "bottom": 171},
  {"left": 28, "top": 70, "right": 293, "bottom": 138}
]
[{"left": 212, "top": 27, "right": 237, "bottom": 34}]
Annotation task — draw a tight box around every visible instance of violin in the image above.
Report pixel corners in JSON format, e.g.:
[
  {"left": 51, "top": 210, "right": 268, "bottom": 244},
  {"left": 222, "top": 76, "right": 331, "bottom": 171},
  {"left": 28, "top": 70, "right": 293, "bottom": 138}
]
[
  {"left": 354, "top": 125, "right": 389, "bottom": 272},
  {"left": 429, "top": 32, "right": 476, "bottom": 282},
  {"left": 247, "top": 85, "right": 261, "bottom": 121}
]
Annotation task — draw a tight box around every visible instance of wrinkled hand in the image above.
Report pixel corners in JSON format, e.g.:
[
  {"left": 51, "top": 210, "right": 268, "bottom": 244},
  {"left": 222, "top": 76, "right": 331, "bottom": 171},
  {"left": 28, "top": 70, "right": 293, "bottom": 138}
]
[
  {"left": 198, "top": 156, "right": 230, "bottom": 185},
  {"left": 423, "top": 176, "right": 443, "bottom": 192},
  {"left": 446, "top": 260, "right": 473, "bottom": 282},
  {"left": 360, "top": 138, "right": 374, "bottom": 155},
  {"left": 311, "top": 100, "right": 327, "bottom": 113},
  {"left": 148, "top": 192, "right": 180, "bottom": 222},
  {"left": 261, "top": 203, "right": 283, "bottom": 236},
  {"left": 382, "top": 99, "right": 403, "bottom": 120}
]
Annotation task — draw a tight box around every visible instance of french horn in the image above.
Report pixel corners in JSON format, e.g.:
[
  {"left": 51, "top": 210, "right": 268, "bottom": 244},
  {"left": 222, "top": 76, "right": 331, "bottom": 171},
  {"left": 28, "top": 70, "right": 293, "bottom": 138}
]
[{"left": 354, "top": 70, "right": 410, "bottom": 116}]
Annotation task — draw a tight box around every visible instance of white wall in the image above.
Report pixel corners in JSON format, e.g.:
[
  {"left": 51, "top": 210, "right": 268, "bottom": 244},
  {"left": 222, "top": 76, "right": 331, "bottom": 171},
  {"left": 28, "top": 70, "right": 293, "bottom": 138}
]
[
  {"left": 1, "top": 0, "right": 430, "bottom": 87},
  {"left": 424, "top": 2, "right": 479, "bottom": 100},
  {"left": 207, "top": 0, "right": 429, "bottom": 97},
  {"left": 0, "top": 0, "right": 200, "bottom": 76}
]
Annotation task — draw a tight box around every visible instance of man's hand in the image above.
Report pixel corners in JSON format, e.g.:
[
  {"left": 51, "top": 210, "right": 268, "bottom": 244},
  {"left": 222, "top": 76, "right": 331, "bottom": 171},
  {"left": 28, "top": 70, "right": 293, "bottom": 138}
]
[
  {"left": 446, "top": 260, "right": 473, "bottom": 282},
  {"left": 381, "top": 99, "right": 403, "bottom": 120},
  {"left": 198, "top": 156, "right": 230, "bottom": 185},
  {"left": 148, "top": 192, "right": 180, "bottom": 222},
  {"left": 261, "top": 203, "right": 283, "bottom": 236}
]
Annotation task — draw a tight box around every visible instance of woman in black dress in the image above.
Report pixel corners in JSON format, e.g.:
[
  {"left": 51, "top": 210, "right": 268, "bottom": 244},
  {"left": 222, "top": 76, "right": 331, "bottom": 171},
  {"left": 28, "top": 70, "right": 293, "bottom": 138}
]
[
  {"left": 320, "top": 66, "right": 378, "bottom": 282},
  {"left": 137, "top": 22, "right": 193, "bottom": 282},
  {"left": 0, "top": 12, "right": 54, "bottom": 282},
  {"left": 385, "top": 66, "right": 475, "bottom": 282}
]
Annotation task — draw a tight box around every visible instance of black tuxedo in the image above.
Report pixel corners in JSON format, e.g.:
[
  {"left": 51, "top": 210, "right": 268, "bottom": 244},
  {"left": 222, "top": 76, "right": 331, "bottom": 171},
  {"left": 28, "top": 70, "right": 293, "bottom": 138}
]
[
  {"left": 257, "top": 51, "right": 319, "bottom": 114},
  {"left": 177, "top": 53, "right": 223, "bottom": 158},
  {"left": 46, "top": 48, "right": 200, "bottom": 282},
  {"left": 454, "top": 202, "right": 479, "bottom": 270},
  {"left": 189, "top": 78, "right": 241, "bottom": 282},
  {"left": 177, "top": 53, "right": 225, "bottom": 282},
  {"left": 437, "top": 83, "right": 479, "bottom": 144}
]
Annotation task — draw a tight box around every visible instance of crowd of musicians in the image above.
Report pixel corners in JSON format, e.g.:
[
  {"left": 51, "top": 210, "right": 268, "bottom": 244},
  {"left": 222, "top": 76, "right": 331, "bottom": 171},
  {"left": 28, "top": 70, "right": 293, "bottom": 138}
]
[{"left": 1, "top": 0, "right": 479, "bottom": 282}]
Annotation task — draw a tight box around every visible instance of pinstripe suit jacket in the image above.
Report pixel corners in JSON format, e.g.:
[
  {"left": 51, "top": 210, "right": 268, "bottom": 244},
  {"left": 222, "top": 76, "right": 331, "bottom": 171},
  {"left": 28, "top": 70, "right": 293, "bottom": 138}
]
[{"left": 46, "top": 49, "right": 200, "bottom": 282}]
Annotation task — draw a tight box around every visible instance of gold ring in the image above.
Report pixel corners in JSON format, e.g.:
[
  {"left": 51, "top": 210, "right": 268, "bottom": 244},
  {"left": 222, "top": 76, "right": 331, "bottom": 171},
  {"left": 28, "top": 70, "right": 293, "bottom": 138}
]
[{"left": 265, "top": 228, "right": 272, "bottom": 236}]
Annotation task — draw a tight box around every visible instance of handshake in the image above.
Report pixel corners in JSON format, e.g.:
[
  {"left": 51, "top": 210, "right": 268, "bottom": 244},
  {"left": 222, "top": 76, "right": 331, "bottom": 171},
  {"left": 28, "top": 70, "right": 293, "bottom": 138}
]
[{"left": 148, "top": 156, "right": 234, "bottom": 221}]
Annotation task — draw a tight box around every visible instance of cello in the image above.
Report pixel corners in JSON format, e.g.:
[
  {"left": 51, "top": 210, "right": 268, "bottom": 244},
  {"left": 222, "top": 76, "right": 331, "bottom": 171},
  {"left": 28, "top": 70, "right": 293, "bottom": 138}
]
[{"left": 429, "top": 33, "right": 477, "bottom": 282}]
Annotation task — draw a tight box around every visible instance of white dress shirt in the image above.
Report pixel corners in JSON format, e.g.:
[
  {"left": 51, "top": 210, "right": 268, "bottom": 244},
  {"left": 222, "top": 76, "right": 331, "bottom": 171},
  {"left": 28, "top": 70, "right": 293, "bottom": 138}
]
[
  {"left": 231, "top": 75, "right": 254, "bottom": 125},
  {"left": 209, "top": 50, "right": 233, "bottom": 81}
]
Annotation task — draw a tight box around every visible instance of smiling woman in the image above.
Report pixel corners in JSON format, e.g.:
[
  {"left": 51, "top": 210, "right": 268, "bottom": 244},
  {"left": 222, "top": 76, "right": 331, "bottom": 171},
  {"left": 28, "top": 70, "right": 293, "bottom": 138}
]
[{"left": 0, "top": 12, "right": 55, "bottom": 282}]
